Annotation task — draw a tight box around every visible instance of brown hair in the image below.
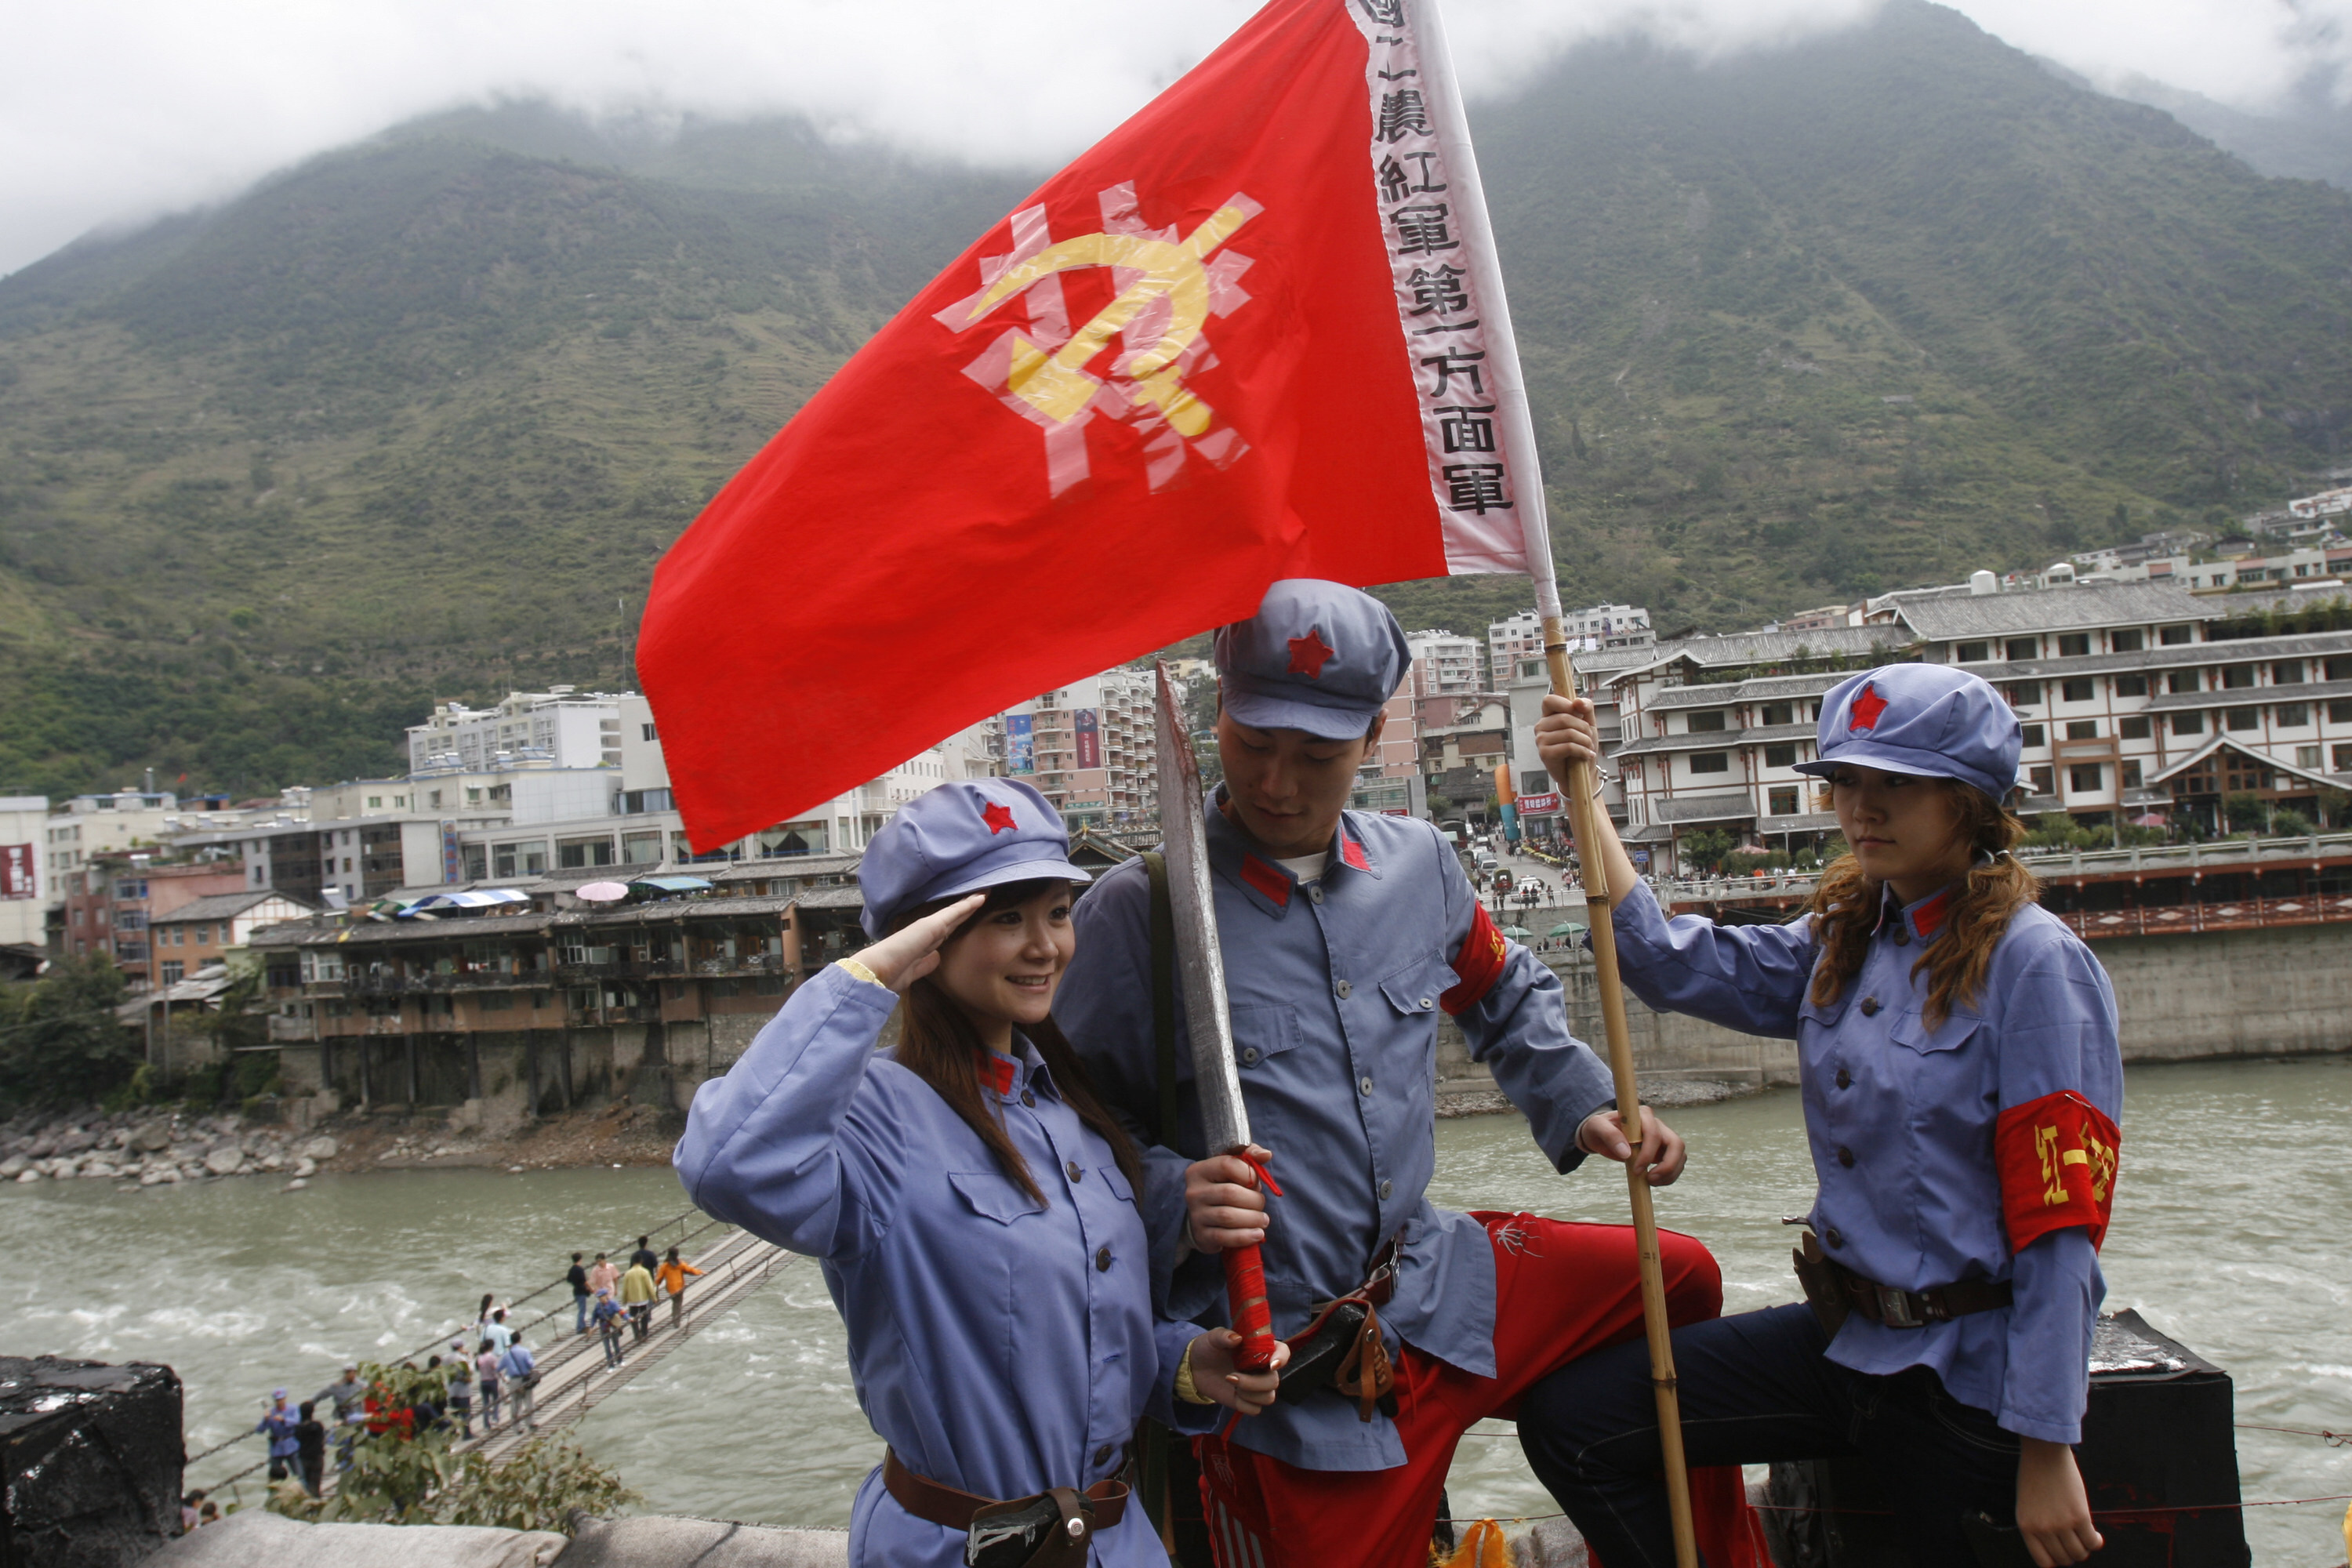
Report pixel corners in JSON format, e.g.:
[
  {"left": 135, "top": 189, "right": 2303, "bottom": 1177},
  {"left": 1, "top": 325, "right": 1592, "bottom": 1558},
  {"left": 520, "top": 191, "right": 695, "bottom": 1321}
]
[
  {"left": 890, "top": 880, "right": 1144, "bottom": 1204},
  {"left": 1806, "top": 779, "right": 2038, "bottom": 1026}
]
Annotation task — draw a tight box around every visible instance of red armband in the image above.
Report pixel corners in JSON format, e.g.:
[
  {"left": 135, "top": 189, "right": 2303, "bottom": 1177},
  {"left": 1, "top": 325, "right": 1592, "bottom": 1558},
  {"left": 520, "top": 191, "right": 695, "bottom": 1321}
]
[
  {"left": 1440, "top": 903, "right": 1509, "bottom": 1016},
  {"left": 1995, "top": 1091, "right": 2122, "bottom": 1253}
]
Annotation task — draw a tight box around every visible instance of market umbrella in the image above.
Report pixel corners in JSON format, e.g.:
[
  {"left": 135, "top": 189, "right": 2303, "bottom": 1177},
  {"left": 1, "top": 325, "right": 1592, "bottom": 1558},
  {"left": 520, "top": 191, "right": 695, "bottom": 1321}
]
[
  {"left": 575, "top": 880, "right": 630, "bottom": 902},
  {"left": 2128, "top": 813, "right": 2167, "bottom": 828},
  {"left": 1548, "top": 921, "right": 1589, "bottom": 937},
  {"left": 1500, "top": 925, "right": 1535, "bottom": 939}
]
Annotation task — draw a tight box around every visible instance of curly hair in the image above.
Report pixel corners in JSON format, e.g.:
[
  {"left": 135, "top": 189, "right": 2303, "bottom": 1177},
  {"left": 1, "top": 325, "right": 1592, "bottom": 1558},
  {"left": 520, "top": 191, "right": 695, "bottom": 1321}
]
[{"left": 1806, "top": 779, "right": 2038, "bottom": 1026}]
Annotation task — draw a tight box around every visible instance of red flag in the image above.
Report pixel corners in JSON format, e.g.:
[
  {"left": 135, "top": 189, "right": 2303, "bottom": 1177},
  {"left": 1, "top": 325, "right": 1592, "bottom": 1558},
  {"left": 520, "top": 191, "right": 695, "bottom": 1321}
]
[{"left": 641, "top": 0, "right": 1548, "bottom": 848}]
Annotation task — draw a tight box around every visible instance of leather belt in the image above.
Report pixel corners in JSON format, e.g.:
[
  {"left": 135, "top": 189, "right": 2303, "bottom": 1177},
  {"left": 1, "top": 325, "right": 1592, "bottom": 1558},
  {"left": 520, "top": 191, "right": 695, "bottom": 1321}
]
[
  {"left": 1835, "top": 1261, "right": 2013, "bottom": 1329},
  {"left": 881, "top": 1449, "right": 1129, "bottom": 1533}
]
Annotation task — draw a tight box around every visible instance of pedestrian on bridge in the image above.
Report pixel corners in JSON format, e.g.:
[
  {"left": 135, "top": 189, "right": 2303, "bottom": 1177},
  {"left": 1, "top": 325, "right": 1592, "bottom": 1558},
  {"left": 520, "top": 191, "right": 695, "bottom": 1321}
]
[
  {"left": 446, "top": 1356, "right": 476, "bottom": 1438},
  {"left": 1531, "top": 664, "right": 2123, "bottom": 1568},
  {"left": 254, "top": 1389, "right": 297, "bottom": 1483},
  {"left": 591, "top": 1287, "right": 626, "bottom": 1368},
  {"left": 293, "top": 1402, "right": 325, "bottom": 1498},
  {"left": 630, "top": 1234, "right": 660, "bottom": 1276},
  {"left": 499, "top": 1334, "right": 539, "bottom": 1433},
  {"left": 657, "top": 1247, "right": 703, "bottom": 1329},
  {"left": 568, "top": 1252, "right": 592, "bottom": 1335},
  {"left": 619, "top": 1256, "right": 658, "bottom": 1342},
  {"left": 474, "top": 1341, "right": 503, "bottom": 1432},
  {"left": 678, "top": 778, "right": 1283, "bottom": 1568},
  {"left": 586, "top": 1250, "right": 619, "bottom": 1303}
]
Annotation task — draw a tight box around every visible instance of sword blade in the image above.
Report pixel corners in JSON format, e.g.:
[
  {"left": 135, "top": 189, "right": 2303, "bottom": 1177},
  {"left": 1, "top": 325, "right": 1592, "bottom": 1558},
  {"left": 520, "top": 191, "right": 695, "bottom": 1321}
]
[{"left": 1154, "top": 662, "right": 1251, "bottom": 1155}]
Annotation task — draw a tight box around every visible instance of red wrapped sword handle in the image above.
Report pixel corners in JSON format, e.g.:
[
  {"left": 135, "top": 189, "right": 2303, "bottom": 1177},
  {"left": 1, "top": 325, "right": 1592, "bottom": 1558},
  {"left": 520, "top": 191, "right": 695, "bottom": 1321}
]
[{"left": 1220, "top": 1147, "right": 1282, "bottom": 1374}]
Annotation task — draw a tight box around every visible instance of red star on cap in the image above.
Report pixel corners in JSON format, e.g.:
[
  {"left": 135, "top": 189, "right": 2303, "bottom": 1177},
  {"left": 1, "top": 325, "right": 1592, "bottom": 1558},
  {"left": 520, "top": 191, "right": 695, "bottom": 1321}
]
[
  {"left": 979, "top": 800, "right": 1018, "bottom": 836},
  {"left": 1287, "top": 629, "right": 1335, "bottom": 679},
  {"left": 1849, "top": 682, "right": 1889, "bottom": 733}
]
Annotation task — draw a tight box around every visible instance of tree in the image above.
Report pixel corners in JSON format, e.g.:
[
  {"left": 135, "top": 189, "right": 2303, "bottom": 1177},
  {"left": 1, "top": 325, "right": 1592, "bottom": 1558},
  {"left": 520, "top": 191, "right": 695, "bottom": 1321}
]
[
  {"left": 2222, "top": 792, "right": 2268, "bottom": 834},
  {"left": 0, "top": 956, "right": 143, "bottom": 1109},
  {"left": 1679, "top": 829, "right": 1736, "bottom": 874}
]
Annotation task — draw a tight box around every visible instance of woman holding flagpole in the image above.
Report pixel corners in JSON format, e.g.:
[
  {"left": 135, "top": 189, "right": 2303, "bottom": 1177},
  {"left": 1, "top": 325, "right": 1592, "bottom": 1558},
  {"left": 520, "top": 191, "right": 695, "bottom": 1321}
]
[
  {"left": 1526, "top": 666, "right": 2122, "bottom": 1568},
  {"left": 676, "top": 779, "right": 1283, "bottom": 1568}
]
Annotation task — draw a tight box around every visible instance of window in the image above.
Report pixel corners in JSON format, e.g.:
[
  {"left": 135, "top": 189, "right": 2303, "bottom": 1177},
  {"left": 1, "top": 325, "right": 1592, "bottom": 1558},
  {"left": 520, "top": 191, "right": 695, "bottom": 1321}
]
[
  {"left": 641, "top": 722, "right": 659, "bottom": 741},
  {"left": 2114, "top": 673, "right": 2148, "bottom": 697},
  {"left": 2030, "top": 766, "right": 2056, "bottom": 796},
  {"left": 2122, "top": 760, "right": 2143, "bottom": 789},
  {"left": 393, "top": 795, "right": 405, "bottom": 808},
  {"left": 2168, "top": 670, "right": 2199, "bottom": 694},
  {"left": 1955, "top": 641, "right": 1991, "bottom": 662},
  {"left": 2222, "top": 666, "right": 2256, "bottom": 689},
  {"left": 1764, "top": 742, "right": 1797, "bottom": 768},
  {"left": 2172, "top": 712, "right": 2205, "bottom": 736},
  {"left": 2332, "top": 699, "right": 2352, "bottom": 724},
  {"left": 2161, "top": 624, "right": 2194, "bottom": 645},
  {"left": 160, "top": 960, "right": 183, "bottom": 985},
  {"left": 429, "top": 790, "right": 442, "bottom": 808},
  {"left": 2061, "top": 678, "right": 2094, "bottom": 702},
  {"left": 1760, "top": 702, "right": 1795, "bottom": 726},
  {"left": 2111, "top": 629, "right": 2143, "bottom": 653},
  {"left": 2006, "top": 681, "right": 2042, "bottom": 705},
  {"left": 2278, "top": 703, "right": 2310, "bottom": 728},
  {"left": 2066, "top": 720, "right": 2100, "bottom": 740},
  {"left": 2227, "top": 708, "right": 2260, "bottom": 732},
  {"left": 1689, "top": 753, "right": 1730, "bottom": 775},
  {"left": 2020, "top": 724, "right": 2045, "bottom": 747},
  {"left": 2327, "top": 657, "right": 2352, "bottom": 681},
  {"left": 366, "top": 796, "right": 382, "bottom": 808},
  {"left": 2068, "top": 764, "right": 2103, "bottom": 793},
  {"left": 2298, "top": 746, "right": 2323, "bottom": 769},
  {"left": 1686, "top": 711, "right": 1726, "bottom": 732},
  {"left": 2005, "top": 637, "right": 2038, "bottom": 661},
  {"left": 2120, "top": 716, "right": 2151, "bottom": 740},
  {"left": 478, "top": 992, "right": 514, "bottom": 1012},
  {"left": 462, "top": 844, "right": 487, "bottom": 880},
  {"left": 2274, "top": 660, "right": 2306, "bottom": 684},
  {"left": 494, "top": 844, "right": 517, "bottom": 878},
  {"left": 466, "top": 787, "right": 483, "bottom": 805},
  {"left": 1769, "top": 786, "right": 1800, "bottom": 815},
  {"left": 2337, "top": 744, "right": 2352, "bottom": 771},
  {"left": 2058, "top": 633, "right": 2091, "bottom": 657}
]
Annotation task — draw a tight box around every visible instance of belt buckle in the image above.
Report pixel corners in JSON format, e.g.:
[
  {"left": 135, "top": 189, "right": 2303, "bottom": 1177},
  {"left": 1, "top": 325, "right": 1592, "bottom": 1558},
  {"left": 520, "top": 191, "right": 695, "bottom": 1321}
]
[{"left": 1876, "top": 1284, "right": 1923, "bottom": 1330}]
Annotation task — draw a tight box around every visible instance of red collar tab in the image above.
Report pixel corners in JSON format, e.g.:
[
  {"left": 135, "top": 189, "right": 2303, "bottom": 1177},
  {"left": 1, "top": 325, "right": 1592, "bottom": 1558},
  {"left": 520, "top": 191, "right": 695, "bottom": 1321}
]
[
  {"left": 1911, "top": 887, "right": 1954, "bottom": 940},
  {"left": 1340, "top": 834, "right": 1371, "bottom": 872},
  {"left": 1849, "top": 681, "right": 1889, "bottom": 733},
  {"left": 978, "top": 1053, "right": 1017, "bottom": 1097},
  {"left": 980, "top": 800, "right": 1018, "bottom": 836},
  {"left": 1239, "top": 855, "right": 1291, "bottom": 907},
  {"left": 1287, "top": 629, "right": 1335, "bottom": 678}
]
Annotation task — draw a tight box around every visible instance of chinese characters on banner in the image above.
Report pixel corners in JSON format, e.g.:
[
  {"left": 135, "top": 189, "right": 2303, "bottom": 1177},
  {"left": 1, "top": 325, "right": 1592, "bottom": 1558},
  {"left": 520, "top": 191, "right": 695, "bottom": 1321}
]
[
  {"left": 1074, "top": 709, "right": 1102, "bottom": 770},
  {"left": 1006, "top": 713, "right": 1036, "bottom": 775},
  {"left": 0, "top": 844, "right": 29, "bottom": 900},
  {"left": 1346, "top": 0, "right": 1528, "bottom": 573}
]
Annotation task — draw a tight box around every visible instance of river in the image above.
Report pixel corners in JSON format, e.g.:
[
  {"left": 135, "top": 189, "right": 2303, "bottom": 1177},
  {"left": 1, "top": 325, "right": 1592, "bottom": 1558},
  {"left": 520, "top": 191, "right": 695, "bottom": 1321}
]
[{"left": 2, "top": 1055, "right": 2345, "bottom": 1564}]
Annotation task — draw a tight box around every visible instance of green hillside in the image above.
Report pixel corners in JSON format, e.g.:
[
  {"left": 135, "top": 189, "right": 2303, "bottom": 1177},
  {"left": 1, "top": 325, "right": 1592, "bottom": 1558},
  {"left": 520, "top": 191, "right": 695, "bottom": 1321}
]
[{"left": 4, "top": 1, "right": 2350, "bottom": 797}]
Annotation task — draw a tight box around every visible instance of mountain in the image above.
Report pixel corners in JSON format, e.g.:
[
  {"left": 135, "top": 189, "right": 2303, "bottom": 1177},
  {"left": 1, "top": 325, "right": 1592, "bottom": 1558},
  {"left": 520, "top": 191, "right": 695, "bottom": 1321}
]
[
  {"left": 4, "top": 1, "right": 2352, "bottom": 798},
  {"left": 2093, "top": 71, "right": 2352, "bottom": 194}
]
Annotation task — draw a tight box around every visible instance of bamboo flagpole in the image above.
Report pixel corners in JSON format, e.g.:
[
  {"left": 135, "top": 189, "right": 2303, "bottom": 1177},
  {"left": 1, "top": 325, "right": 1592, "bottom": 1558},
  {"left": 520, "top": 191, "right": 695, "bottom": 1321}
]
[{"left": 1409, "top": 2, "right": 1700, "bottom": 1561}]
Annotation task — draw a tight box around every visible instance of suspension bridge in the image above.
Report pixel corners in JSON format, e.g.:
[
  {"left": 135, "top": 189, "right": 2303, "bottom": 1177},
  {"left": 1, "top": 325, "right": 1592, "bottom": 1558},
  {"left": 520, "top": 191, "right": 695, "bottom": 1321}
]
[{"left": 191, "top": 1208, "right": 793, "bottom": 1502}]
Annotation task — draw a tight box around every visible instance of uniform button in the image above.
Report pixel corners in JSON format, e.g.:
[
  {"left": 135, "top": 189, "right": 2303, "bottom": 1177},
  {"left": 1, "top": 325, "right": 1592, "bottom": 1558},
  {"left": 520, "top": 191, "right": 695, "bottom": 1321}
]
[
  {"left": 1334, "top": 979, "right": 1352, "bottom": 999},
  {"left": 1309, "top": 885, "right": 1325, "bottom": 904},
  {"left": 1379, "top": 1179, "right": 1394, "bottom": 1200},
  {"left": 1359, "top": 1076, "right": 1374, "bottom": 1096},
  {"left": 1859, "top": 997, "right": 1879, "bottom": 1017},
  {"left": 1837, "top": 1146, "right": 1855, "bottom": 1168},
  {"left": 1419, "top": 996, "right": 1433, "bottom": 1010},
  {"left": 1835, "top": 1068, "right": 1852, "bottom": 1090},
  {"left": 1095, "top": 1247, "right": 1112, "bottom": 1272},
  {"left": 1824, "top": 1228, "right": 1846, "bottom": 1250},
  {"left": 1093, "top": 1444, "right": 1114, "bottom": 1466},
  {"left": 1021, "top": 1091, "right": 1037, "bottom": 1108},
  {"left": 1066, "top": 1160, "right": 1083, "bottom": 1182},
  {"left": 1240, "top": 1047, "right": 1260, "bottom": 1065},
  {"left": 1893, "top": 931, "right": 1910, "bottom": 947}
]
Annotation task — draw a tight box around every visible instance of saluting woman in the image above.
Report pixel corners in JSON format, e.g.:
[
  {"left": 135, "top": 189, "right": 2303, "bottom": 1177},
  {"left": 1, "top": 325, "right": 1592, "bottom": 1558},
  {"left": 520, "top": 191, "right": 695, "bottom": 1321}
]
[
  {"left": 1523, "top": 665, "right": 2122, "bottom": 1568},
  {"left": 677, "top": 779, "right": 1281, "bottom": 1568}
]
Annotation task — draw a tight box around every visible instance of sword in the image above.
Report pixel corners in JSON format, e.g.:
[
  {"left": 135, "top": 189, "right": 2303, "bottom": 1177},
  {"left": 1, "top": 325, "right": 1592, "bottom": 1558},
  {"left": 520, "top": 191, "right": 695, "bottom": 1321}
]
[{"left": 1153, "top": 662, "right": 1277, "bottom": 1374}]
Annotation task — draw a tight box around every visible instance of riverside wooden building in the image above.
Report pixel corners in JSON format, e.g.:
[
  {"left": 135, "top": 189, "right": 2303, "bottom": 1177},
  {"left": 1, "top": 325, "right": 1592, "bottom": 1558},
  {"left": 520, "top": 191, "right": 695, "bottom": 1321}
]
[{"left": 246, "top": 862, "right": 870, "bottom": 1118}]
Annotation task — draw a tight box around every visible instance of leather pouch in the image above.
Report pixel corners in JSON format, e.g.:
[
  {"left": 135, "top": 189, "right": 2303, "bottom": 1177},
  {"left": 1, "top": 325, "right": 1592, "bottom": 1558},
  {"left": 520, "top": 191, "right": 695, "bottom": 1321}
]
[
  {"left": 1791, "top": 1230, "right": 1851, "bottom": 1338},
  {"left": 1278, "top": 1298, "right": 1397, "bottom": 1421},
  {"left": 967, "top": 1486, "right": 1093, "bottom": 1568}
]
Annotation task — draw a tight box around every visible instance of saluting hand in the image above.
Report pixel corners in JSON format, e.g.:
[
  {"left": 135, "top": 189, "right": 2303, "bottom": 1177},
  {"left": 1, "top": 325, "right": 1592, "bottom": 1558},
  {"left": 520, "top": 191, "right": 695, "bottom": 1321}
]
[
  {"left": 851, "top": 893, "right": 985, "bottom": 993},
  {"left": 1187, "top": 1328, "right": 1288, "bottom": 1416},
  {"left": 1577, "top": 1105, "right": 1687, "bottom": 1186},
  {"left": 1184, "top": 1145, "right": 1274, "bottom": 1254}
]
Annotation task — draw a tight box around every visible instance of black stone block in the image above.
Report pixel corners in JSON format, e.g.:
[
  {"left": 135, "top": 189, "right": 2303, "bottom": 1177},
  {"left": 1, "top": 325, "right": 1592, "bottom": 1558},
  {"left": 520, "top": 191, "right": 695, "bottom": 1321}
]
[{"left": 0, "top": 1357, "right": 183, "bottom": 1568}]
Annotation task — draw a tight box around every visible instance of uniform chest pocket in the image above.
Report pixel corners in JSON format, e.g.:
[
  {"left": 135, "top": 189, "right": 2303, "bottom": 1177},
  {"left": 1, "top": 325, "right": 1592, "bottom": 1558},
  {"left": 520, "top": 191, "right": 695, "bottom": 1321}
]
[
  {"left": 1889, "top": 1007, "right": 1984, "bottom": 1055},
  {"left": 1096, "top": 1164, "right": 1135, "bottom": 1204},
  {"left": 947, "top": 1169, "right": 1047, "bottom": 1225},
  {"left": 1377, "top": 953, "right": 1457, "bottom": 1018},
  {"left": 1229, "top": 1002, "right": 1301, "bottom": 1071}
]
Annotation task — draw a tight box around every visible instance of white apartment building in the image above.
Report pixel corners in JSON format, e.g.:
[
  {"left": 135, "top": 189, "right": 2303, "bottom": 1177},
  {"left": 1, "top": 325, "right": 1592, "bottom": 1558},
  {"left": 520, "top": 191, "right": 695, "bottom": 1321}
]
[
  {"left": 0, "top": 797, "right": 48, "bottom": 951},
  {"left": 42, "top": 791, "right": 181, "bottom": 882},
  {"left": 1489, "top": 604, "right": 1656, "bottom": 699},
  {"left": 406, "top": 688, "right": 630, "bottom": 775},
  {"left": 1004, "top": 670, "right": 1156, "bottom": 830},
  {"left": 1601, "top": 581, "right": 2352, "bottom": 873},
  {"left": 1406, "top": 630, "right": 1486, "bottom": 697}
]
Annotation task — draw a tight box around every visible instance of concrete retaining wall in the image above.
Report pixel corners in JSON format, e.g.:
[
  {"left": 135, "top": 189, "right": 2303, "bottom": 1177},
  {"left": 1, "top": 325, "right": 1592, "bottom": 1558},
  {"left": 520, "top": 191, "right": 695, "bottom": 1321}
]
[{"left": 1435, "top": 921, "right": 2352, "bottom": 1095}]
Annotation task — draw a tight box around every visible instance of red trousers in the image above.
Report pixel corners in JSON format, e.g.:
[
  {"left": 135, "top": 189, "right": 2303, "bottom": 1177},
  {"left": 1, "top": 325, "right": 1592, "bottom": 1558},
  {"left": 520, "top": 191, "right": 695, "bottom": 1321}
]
[{"left": 1193, "top": 1214, "right": 1769, "bottom": 1568}]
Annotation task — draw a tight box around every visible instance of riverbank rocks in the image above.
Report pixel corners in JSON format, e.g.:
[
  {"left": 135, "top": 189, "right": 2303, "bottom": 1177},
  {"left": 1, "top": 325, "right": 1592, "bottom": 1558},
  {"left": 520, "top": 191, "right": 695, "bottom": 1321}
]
[
  {"left": 0, "top": 1110, "right": 318, "bottom": 1189},
  {"left": 147, "top": 1509, "right": 567, "bottom": 1567},
  {"left": 201, "top": 1146, "right": 245, "bottom": 1176},
  {"left": 299, "top": 1135, "right": 339, "bottom": 1161},
  {"left": 0, "top": 1356, "right": 183, "bottom": 1566},
  {"left": 557, "top": 1513, "right": 849, "bottom": 1566}
]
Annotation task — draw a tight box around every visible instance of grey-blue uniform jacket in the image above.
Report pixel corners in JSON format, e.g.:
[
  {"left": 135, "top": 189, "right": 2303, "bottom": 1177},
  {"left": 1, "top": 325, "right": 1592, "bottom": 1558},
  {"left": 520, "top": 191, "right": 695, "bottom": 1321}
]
[{"left": 1056, "top": 800, "right": 1618, "bottom": 1471}]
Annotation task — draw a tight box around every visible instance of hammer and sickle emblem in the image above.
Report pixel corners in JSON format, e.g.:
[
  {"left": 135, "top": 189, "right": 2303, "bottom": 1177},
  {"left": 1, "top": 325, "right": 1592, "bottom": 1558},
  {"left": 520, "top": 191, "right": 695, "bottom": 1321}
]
[{"left": 965, "top": 201, "right": 1258, "bottom": 437}]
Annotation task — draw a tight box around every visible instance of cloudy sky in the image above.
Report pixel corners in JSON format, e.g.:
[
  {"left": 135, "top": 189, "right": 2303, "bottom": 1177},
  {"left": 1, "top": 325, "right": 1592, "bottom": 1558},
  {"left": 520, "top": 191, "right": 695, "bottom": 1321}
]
[{"left": 3, "top": 0, "right": 2347, "bottom": 279}]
